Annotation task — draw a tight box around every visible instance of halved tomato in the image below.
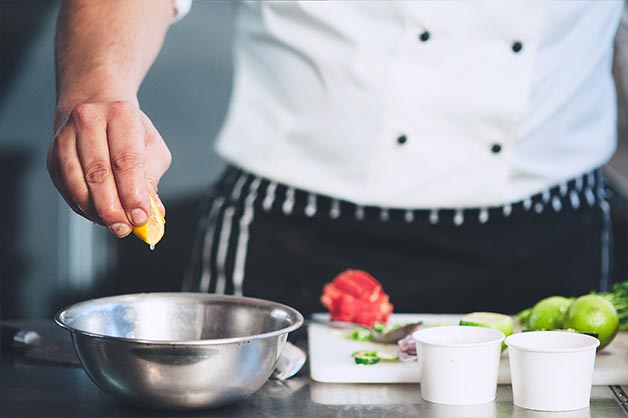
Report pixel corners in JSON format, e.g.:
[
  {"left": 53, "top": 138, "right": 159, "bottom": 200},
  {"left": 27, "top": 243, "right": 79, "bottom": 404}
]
[{"left": 320, "top": 270, "right": 393, "bottom": 327}]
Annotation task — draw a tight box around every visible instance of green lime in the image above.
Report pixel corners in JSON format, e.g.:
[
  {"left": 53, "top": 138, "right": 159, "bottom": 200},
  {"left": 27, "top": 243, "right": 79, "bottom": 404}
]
[
  {"left": 527, "top": 296, "right": 572, "bottom": 331},
  {"left": 563, "top": 294, "right": 619, "bottom": 350},
  {"left": 460, "top": 312, "right": 513, "bottom": 351}
]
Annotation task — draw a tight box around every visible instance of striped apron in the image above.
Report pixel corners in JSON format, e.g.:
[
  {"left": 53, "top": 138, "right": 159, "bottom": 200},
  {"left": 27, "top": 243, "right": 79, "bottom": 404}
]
[{"left": 184, "top": 166, "right": 612, "bottom": 316}]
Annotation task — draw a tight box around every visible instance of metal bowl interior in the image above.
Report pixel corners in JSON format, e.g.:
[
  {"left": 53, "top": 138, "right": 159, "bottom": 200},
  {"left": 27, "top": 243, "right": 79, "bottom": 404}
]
[
  {"left": 55, "top": 292, "right": 303, "bottom": 345},
  {"left": 53, "top": 293, "right": 304, "bottom": 410}
]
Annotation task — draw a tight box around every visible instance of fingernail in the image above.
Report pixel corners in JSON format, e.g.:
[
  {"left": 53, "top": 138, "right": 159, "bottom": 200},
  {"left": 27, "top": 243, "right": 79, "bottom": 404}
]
[
  {"left": 110, "top": 223, "right": 130, "bottom": 237},
  {"left": 131, "top": 208, "right": 147, "bottom": 225}
]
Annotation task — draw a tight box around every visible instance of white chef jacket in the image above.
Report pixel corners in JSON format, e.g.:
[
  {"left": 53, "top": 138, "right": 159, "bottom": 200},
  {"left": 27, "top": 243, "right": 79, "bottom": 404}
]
[{"left": 174, "top": 0, "right": 624, "bottom": 209}]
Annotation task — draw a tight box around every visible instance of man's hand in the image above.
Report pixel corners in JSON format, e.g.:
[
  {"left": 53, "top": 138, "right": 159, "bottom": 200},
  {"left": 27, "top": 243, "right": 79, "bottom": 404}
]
[
  {"left": 48, "top": 101, "right": 171, "bottom": 237},
  {"left": 51, "top": 0, "right": 176, "bottom": 237}
]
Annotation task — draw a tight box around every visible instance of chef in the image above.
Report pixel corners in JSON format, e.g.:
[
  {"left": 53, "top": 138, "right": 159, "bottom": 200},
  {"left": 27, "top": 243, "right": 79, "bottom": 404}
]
[{"left": 48, "top": 0, "right": 625, "bottom": 315}]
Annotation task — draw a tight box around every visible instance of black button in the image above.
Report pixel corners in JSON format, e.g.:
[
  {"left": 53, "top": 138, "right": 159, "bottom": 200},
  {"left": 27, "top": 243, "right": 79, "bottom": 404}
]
[
  {"left": 397, "top": 135, "right": 408, "bottom": 145},
  {"left": 419, "top": 31, "right": 430, "bottom": 42},
  {"left": 512, "top": 41, "right": 523, "bottom": 53},
  {"left": 491, "top": 144, "right": 502, "bottom": 154}
]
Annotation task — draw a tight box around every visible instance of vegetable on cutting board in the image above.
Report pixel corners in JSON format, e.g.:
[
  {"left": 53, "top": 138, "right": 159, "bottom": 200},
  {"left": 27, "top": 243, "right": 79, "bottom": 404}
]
[
  {"left": 352, "top": 350, "right": 399, "bottom": 365},
  {"left": 349, "top": 327, "right": 373, "bottom": 342},
  {"left": 320, "top": 269, "right": 393, "bottom": 327},
  {"left": 347, "top": 321, "right": 418, "bottom": 342},
  {"left": 517, "top": 290, "right": 622, "bottom": 350},
  {"left": 518, "top": 281, "right": 628, "bottom": 332},
  {"left": 460, "top": 312, "right": 514, "bottom": 351},
  {"left": 600, "top": 281, "right": 628, "bottom": 331}
]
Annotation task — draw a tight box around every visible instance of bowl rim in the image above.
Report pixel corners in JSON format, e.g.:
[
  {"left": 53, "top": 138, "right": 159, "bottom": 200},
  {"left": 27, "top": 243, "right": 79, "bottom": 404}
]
[{"left": 54, "top": 292, "right": 304, "bottom": 346}]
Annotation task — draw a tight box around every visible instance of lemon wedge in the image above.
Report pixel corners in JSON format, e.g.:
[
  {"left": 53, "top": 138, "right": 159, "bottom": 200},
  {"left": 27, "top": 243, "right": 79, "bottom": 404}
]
[{"left": 132, "top": 195, "right": 165, "bottom": 250}]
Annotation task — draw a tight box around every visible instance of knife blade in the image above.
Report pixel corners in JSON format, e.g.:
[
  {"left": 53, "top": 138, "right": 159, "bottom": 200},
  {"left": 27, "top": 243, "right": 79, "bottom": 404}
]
[{"left": 1, "top": 323, "right": 80, "bottom": 367}]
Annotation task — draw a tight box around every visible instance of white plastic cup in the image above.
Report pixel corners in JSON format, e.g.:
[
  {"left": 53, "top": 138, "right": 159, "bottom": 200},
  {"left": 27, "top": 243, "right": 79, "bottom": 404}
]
[
  {"left": 413, "top": 326, "right": 505, "bottom": 405},
  {"left": 505, "top": 331, "right": 600, "bottom": 412}
]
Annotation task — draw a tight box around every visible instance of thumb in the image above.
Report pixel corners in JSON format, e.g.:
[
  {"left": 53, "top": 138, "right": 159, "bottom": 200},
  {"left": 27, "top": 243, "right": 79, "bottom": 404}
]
[
  {"left": 146, "top": 178, "right": 166, "bottom": 218},
  {"left": 142, "top": 116, "right": 170, "bottom": 218}
]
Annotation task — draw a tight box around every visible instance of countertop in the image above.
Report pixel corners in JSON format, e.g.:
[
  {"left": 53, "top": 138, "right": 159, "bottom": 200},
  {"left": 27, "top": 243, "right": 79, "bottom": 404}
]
[{"left": 1, "top": 320, "right": 627, "bottom": 418}]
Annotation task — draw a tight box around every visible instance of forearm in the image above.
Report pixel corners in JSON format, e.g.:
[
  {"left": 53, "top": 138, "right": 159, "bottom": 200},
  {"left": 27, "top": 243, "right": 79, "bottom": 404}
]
[{"left": 54, "top": 0, "right": 174, "bottom": 128}]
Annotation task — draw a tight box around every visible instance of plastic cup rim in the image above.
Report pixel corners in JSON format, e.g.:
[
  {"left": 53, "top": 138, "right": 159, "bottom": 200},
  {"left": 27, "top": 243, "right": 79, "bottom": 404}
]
[
  {"left": 412, "top": 325, "right": 505, "bottom": 348},
  {"left": 505, "top": 330, "right": 600, "bottom": 353}
]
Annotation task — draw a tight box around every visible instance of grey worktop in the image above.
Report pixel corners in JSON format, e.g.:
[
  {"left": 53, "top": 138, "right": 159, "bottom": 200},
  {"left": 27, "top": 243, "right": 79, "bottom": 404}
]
[{"left": 1, "top": 321, "right": 627, "bottom": 418}]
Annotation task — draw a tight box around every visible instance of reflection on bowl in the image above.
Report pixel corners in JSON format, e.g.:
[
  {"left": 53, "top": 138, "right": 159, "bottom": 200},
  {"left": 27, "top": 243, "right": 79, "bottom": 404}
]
[{"left": 55, "top": 293, "right": 303, "bottom": 410}]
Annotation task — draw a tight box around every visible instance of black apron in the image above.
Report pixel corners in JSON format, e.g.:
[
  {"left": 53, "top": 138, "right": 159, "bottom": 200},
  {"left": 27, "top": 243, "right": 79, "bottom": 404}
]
[{"left": 184, "top": 166, "right": 612, "bottom": 317}]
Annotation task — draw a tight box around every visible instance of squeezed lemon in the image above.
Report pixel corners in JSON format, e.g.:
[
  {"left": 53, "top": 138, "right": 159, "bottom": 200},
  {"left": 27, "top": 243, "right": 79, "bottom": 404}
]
[{"left": 132, "top": 195, "right": 165, "bottom": 249}]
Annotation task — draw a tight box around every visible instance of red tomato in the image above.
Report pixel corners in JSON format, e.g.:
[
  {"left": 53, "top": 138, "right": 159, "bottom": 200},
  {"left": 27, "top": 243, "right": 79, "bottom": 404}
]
[{"left": 320, "top": 270, "right": 393, "bottom": 327}]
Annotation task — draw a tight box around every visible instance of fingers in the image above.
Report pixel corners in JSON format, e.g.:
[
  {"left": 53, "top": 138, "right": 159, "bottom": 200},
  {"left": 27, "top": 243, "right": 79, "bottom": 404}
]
[
  {"left": 73, "top": 103, "right": 131, "bottom": 237},
  {"left": 48, "top": 100, "right": 171, "bottom": 238},
  {"left": 48, "top": 127, "right": 100, "bottom": 222},
  {"left": 51, "top": 126, "right": 100, "bottom": 222},
  {"left": 106, "top": 102, "right": 151, "bottom": 226}
]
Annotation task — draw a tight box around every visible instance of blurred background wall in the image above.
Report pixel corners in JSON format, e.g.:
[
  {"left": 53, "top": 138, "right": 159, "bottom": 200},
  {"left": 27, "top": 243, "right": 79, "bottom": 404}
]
[{"left": 0, "top": 1, "right": 233, "bottom": 318}]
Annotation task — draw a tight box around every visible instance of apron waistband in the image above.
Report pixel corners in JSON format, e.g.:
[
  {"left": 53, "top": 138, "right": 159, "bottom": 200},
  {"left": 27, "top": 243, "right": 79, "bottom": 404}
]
[{"left": 208, "top": 166, "right": 607, "bottom": 226}]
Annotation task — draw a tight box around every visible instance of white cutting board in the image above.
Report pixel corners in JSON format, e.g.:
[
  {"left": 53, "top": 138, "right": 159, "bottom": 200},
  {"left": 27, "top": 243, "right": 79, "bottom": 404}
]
[{"left": 308, "top": 314, "right": 628, "bottom": 385}]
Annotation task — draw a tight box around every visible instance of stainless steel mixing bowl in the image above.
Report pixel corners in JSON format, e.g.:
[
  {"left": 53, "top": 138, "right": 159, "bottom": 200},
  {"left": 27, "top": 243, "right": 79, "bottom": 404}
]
[{"left": 54, "top": 293, "right": 303, "bottom": 410}]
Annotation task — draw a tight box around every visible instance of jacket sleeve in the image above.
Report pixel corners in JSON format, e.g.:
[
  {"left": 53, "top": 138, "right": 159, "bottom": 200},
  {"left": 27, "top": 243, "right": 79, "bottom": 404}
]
[{"left": 172, "top": 0, "right": 192, "bottom": 23}]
